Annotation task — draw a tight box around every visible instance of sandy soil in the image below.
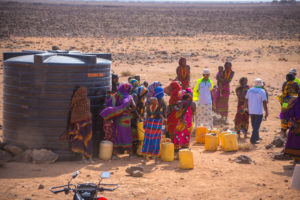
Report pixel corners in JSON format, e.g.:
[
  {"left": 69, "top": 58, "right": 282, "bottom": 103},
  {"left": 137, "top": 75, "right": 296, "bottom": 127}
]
[{"left": 0, "top": 1, "right": 300, "bottom": 200}]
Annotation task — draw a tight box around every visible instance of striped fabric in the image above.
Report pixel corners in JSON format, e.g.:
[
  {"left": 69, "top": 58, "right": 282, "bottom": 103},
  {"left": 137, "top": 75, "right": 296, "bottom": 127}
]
[{"left": 141, "top": 118, "right": 163, "bottom": 156}]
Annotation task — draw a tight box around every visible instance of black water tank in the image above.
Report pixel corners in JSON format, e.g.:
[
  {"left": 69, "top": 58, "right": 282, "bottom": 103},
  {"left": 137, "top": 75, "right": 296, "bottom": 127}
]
[{"left": 3, "top": 51, "right": 112, "bottom": 160}]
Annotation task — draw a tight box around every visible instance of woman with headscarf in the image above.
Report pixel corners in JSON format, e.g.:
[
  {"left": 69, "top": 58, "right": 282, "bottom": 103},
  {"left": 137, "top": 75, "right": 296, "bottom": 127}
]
[
  {"left": 279, "top": 73, "right": 299, "bottom": 137},
  {"left": 176, "top": 57, "right": 190, "bottom": 90},
  {"left": 284, "top": 91, "right": 300, "bottom": 163},
  {"left": 214, "top": 62, "right": 235, "bottom": 121},
  {"left": 100, "top": 83, "right": 136, "bottom": 155},
  {"left": 142, "top": 86, "right": 167, "bottom": 163},
  {"left": 131, "top": 86, "right": 148, "bottom": 154},
  {"left": 67, "top": 87, "right": 93, "bottom": 163},
  {"left": 129, "top": 79, "right": 139, "bottom": 94},
  {"left": 174, "top": 88, "right": 196, "bottom": 151},
  {"left": 146, "top": 81, "right": 162, "bottom": 102},
  {"left": 234, "top": 77, "right": 250, "bottom": 138},
  {"left": 165, "top": 81, "right": 182, "bottom": 141}
]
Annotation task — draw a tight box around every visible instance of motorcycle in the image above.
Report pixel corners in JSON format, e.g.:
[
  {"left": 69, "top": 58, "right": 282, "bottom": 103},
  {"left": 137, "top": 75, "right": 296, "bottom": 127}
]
[{"left": 50, "top": 171, "right": 119, "bottom": 200}]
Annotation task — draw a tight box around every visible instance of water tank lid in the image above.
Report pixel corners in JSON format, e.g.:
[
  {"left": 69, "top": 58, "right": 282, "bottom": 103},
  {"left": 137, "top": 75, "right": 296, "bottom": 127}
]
[{"left": 4, "top": 53, "right": 111, "bottom": 65}]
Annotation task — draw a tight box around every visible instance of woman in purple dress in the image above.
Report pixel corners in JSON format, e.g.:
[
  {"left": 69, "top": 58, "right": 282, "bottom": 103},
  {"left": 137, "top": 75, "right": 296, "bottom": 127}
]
[
  {"left": 284, "top": 91, "right": 300, "bottom": 162},
  {"left": 100, "top": 83, "right": 136, "bottom": 156}
]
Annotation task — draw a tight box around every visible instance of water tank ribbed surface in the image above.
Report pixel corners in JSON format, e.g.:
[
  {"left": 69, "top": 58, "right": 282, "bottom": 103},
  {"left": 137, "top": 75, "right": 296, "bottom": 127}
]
[{"left": 3, "top": 51, "right": 112, "bottom": 160}]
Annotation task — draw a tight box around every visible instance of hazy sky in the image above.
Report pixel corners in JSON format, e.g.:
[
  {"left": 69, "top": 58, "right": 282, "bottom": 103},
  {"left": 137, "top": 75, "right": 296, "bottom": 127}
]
[{"left": 82, "top": 0, "right": 275, "bottom": 2}]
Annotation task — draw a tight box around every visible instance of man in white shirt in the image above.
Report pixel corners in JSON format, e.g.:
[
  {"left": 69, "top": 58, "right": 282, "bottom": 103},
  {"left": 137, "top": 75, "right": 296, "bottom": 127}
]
[
  {"left": 245, "top": 78, "right": 269, "bottom": 144},
  {"left": 193, "top": 68, "right": 214, "bottom": 129}
]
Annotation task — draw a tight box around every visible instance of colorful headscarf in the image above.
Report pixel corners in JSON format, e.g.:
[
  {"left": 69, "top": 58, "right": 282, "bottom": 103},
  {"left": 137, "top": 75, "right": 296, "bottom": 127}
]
[
  {"left": 129, "top": 79, "right": 139, "bottom": 88},
  {"left": 118, "top": 83, "right": 132, "bottom": 97},
  {"left": 184, "top": 88, "right": 193, "bottom": 100},
  {"left": 153, "top": 86, "right": 164, "bottom": 99},
  {"left": 169, "top": 81, "right": 182, "bottom": 105},
  {"left": 147, "top": 81, "right": 162, "bottom": 100},
  {"left": 136, "top": 86, "right": 148, "bottom": 99}
]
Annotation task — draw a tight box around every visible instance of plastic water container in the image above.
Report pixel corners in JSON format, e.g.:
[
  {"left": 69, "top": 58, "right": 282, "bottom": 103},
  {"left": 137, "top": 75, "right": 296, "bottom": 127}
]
[
  {"left": 179, "top": 149, "right": 194, "bottom": 169},
  {"left": 161, "top": 142, "right": 174, "bottom": 162},
  {"left": 222, "top": 133, "right": 238, "bottom": 151},
  {"left": 205, "top": 134, "right": 219, "bottom": 151},
  {"left": 196, "top": 126, "right": 207, "bottom": 144},
  {"left": 159, "top": 136, "right": 171, "bottom": 157},
  {"left": 99, "top": 140, "right": 113, "bottom": 160},
  {"left": 209, "top": 128, "right": 220, "bottom": 145},
  {"left": 137, "top": 121, "right": 145, "bottom": 141},
  {"left": 291, "top": 164, "right": 300, "bottom": 191},
  {"left": 220, "top": 131, "right": 231, "bottom": 147}
]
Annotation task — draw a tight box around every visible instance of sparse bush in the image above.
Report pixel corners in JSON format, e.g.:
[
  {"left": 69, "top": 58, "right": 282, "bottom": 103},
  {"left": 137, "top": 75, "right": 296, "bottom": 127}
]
[{"left": 121, "top": 70, "right": 133, "bottom": 77}]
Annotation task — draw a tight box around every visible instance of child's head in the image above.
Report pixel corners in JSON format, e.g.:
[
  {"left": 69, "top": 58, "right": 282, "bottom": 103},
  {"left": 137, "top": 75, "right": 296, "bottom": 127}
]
[
  {"left": 218, "top": 66, "right": 223, "bottom": 72},
  {"left": 143, "top": 81, "right": 149, "bottom": 88}
]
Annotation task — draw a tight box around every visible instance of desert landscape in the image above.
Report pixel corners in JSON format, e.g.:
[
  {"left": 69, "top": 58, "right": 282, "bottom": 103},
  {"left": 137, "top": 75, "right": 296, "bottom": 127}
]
[{"left": 0, "top": 0, "right": 300, "bottom": 199}]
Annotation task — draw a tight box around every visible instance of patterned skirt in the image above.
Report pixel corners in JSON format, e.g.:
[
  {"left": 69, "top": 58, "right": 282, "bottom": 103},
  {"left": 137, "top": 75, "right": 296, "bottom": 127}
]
[
  {"left": 285, "top": 120, "right": 300, "bottom": 161},
  {"left": 141, "top": 118, "right": 163, "bottom": 156},
  {"left": 196, "top": 104, "right": 213, "bottom": 129},
  {"left": 234, "top": 101, "right": 249, "bottom": 132},
  {"left": 68, "top": 119, "right": 93, "bottom": 158}
]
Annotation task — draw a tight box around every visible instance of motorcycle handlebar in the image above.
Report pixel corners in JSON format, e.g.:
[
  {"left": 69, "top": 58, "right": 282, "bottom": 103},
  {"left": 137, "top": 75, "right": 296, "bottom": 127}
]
[
  {"left": 99, "top": 184, "right": 120, "bottom": 192},
  {"left": 50, "top": 185, "right": 73, "bottom": 194},
  {"left": 52, "top": 188, "right": 66, "bottom": 194}
]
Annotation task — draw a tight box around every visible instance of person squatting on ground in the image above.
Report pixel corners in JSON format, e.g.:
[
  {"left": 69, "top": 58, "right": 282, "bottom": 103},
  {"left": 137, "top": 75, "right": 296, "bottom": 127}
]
[
  {"left": 193, "top": 68, "right": 214, "bottom": 129},
  {"left": 245, "top": 78, "right": 269, "bottom": 144}
]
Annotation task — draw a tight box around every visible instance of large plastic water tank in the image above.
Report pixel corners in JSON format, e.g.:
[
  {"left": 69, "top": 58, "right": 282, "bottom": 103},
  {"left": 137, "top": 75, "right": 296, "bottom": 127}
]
[{"left": 3, "top": 50, "right": 112, "bottom": 160}]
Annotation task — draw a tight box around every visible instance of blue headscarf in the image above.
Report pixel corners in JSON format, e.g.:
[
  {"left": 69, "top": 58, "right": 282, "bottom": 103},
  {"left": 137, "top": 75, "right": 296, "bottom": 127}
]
[{"left": 153, "top": 86, "right": 164, "bottom": 99}]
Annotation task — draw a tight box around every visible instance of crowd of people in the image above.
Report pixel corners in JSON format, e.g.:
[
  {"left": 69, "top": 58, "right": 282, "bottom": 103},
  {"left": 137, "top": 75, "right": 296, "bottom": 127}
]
[{"left": 64, "top": 57, "right": 300, "bottom": 164}]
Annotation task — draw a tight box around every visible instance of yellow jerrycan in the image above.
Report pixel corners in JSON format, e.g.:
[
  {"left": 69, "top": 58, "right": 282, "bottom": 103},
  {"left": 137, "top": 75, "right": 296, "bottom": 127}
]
[
  {"left": 223, "top": 133, "right": 239, "bottom": 151},
  {"left": 99, "top": 140, "right": 113, "bottom": 160},
  {"left": 196, "top": 126, "right": 207, "bottom": 144},
  {"left": 137, "top": 121, "right": 145, "bottom": 141},
  {"left": 159, "top": 136, "right": 171, "bottom": 157},
  {"left": 220, "top": 131, "right": 231, "bottom": 147},
  {"left": 161, "top": 142, "right": 174, "bottom": 162},
  {"left": 179, "top": 149, "right": 194, "bottom": 169},
  {"left": 205, "top": 134, "right": 219, "bottom": 151},
  {"left": 209, "top": 128, "right": 220, "bottom": 145}
]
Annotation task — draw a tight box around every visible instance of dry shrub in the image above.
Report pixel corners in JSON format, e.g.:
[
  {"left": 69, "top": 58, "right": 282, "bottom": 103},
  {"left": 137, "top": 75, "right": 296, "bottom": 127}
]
[
  {"left": 278, "top": 57, "right": 288, "bottom": 62},
  {"left": 238, "top": 143, "right": 252, "bottom": 151},
  {"left": 121, "top": 70, "right": 133, "bottom": 77}
]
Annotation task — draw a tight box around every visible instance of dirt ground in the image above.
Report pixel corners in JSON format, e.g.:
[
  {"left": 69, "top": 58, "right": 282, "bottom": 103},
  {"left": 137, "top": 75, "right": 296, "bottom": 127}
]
[{"left": 0, "top": 1, "right": 300, "bottom": 200}]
